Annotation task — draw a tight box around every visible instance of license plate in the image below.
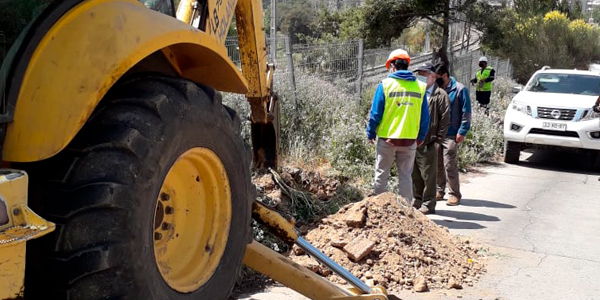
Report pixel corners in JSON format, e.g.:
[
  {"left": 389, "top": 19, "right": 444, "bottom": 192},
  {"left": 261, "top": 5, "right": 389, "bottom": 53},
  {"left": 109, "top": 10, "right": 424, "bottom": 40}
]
[{"left": 542, "top": 122, "right": 567, "bottom": 131}]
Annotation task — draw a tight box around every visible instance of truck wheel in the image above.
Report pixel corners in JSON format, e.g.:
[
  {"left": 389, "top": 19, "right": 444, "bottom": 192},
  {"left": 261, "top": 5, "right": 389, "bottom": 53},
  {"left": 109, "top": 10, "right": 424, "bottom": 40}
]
[
  {"left": 504, "top": 141, "right": 521, "bottom": 164},
  {"left": 23, "top": 75, "right": 253, "bottom": 299}
]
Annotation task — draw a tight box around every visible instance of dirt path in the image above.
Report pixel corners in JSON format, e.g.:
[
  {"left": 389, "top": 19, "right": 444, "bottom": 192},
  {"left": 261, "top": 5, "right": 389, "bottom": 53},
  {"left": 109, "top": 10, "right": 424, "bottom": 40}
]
[{"left": 237, "top": 150, "right": 600, "bottom": 300}]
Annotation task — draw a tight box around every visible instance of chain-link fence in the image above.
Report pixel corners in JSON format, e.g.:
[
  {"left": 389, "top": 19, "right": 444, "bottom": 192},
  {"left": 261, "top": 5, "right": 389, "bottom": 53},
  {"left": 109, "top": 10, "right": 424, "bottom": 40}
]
[
  {"left": 224, "top": 35, "right": 513, "bottom": 103},
  {"left": 226, "top": 35, "right": 290, "bottom": 68},
  {"left": 363, "top": 45, "right": 421, "bottom": 72},
  {"left": 224, "top": 37, "right": 241, "bottom": 66},
  {"left": 291, "top": 41, "right": 359, "bottom": 79},
  {"left": 450, "top": 50, "right": 513, "bottom": 88}
]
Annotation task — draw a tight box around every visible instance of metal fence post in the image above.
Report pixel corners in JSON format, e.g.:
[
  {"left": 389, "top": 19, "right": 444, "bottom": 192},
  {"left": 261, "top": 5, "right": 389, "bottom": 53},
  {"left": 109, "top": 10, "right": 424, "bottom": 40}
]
[
  {"left": 468, "top": 52, "right": 473, "bottom": 84},
  {"left": 356, "top": 39, "right": 364, "bottom": 104},
  {"left": 270, "top": 0, "right": 277, "bottom": 63},
  {"left": 285, "top": 36, "right": 298, "bottom": 110},
  {"left": 494, "top": 57, "right": 499, "bottom": 73}
]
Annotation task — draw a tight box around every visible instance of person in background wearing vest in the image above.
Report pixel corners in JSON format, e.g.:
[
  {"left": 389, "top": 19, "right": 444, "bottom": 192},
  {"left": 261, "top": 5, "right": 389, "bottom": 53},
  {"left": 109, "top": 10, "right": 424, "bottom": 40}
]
[
  {"left": 411, "top": 63, "right": 450, "bottom": 215},
  {"left": 435, "top": 64, "right": 471, "bottom": 206},
  {"left": 367, "top": 49, "right": 430, "bottom": 201},
  {"left": 470, "top": 56, "right": 495, "bottom": 110}
]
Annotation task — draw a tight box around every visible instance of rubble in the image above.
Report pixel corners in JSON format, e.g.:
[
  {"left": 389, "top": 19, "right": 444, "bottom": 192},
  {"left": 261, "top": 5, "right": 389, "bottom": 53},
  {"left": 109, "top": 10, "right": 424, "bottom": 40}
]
[
  {"left": 344, "top": 204, "right": 367, "bottom": 228},
  {"left": 414, "top": 276, "right": 428, "bottom": 292},
  {"left": 343, "top": 237, "right": 375, "bottom": 262},
  {"left": 290, "top": 192, "right": 487, "bottom": 292}
]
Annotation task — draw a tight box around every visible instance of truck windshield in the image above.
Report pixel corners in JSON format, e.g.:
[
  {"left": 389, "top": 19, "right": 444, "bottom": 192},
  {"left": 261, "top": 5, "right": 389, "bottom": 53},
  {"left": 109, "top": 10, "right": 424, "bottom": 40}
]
[
  {"left": 525, "top": 73, "right": 600, "bottom": 96},
  {"left": 0, "top": 0, "right": 53, "bottom": 68}
]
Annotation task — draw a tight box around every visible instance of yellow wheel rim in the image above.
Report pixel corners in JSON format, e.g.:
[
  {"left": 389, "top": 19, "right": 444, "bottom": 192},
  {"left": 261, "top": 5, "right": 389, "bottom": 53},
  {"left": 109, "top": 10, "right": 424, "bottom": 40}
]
[{"left": 153, "top": 147, "right": 232, "bottom": 293}]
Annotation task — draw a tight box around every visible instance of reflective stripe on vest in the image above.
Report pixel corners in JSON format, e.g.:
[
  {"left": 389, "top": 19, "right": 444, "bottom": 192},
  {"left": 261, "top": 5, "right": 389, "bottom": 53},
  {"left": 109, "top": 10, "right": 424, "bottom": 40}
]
[
  {"left": 476, "top": 66, "right": 493, "bottom": 92},
  {"left": 376, "top": 78, "right": 426, "bottom": 139}
]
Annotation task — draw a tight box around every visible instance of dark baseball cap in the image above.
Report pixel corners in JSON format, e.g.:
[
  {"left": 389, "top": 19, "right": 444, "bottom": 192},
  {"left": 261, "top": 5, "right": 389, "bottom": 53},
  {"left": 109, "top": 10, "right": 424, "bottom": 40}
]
[{"left": 413, "top": 63, "right": 435, "bottom": 73}]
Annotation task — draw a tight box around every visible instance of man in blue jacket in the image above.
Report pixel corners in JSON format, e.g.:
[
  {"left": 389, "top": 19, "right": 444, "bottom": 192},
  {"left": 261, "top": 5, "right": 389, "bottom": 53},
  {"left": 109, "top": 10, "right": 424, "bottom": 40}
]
[
  {"left": 366, "top": 49, "right": 430, "bottom": 201},
  {"left": 435, "top": 64, "right": 472, "bottom": 206}
]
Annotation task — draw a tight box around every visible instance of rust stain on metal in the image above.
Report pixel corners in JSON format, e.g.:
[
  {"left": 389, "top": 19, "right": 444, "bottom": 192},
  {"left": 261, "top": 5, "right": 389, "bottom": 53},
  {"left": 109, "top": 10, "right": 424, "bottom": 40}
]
[
  {"left": 0, "top": 225, "right": 51, "bottom": 246},
  {"left": 251, "top": 202, "right": 297, "bottom": 245}
]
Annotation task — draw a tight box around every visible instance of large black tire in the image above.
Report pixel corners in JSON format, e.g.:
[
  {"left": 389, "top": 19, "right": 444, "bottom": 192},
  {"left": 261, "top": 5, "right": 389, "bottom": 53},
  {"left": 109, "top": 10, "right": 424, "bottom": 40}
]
[
  {"left": 503, "top": 141, "right": 521, "bottom": 164},
  {"left": 23, "top": 75, "right": 253, "bottom": 299}
]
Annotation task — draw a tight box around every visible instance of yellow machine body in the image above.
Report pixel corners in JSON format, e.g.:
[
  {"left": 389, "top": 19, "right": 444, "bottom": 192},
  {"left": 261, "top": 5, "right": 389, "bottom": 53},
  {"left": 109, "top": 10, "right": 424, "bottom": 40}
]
[
  {"left": 244, "top": 241, "right": 388, "bottom": 300},
  {"left": 0, "top": 171, "right": 55, "bottom": 299},
  {"left": 0, "top": 0, "right": 368, "bottom": 298},
  {"left": 2, "top": 0, "right": 249, "bottom": 163}
]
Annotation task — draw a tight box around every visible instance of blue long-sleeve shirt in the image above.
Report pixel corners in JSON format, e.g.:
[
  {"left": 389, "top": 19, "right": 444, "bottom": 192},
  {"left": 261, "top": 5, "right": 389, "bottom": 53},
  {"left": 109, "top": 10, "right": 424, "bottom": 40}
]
[
  {"left": 366, "top": 70, "right": 430, "bottom": 141},
  {"left": 445, "top": 77, "right": 471, "bottom": 136}
]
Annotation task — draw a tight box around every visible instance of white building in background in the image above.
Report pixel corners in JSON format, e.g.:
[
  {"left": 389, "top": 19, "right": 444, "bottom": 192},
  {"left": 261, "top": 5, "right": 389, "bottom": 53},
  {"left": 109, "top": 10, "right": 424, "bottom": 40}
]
[{"left": 585, "top": 0, "right": 600, "bottom": 13}]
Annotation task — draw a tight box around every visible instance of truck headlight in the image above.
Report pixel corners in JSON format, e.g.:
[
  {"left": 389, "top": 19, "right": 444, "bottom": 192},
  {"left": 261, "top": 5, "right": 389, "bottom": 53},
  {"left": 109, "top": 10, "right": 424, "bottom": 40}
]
[
  {"left": 511, "top": 101, "right": 532, "bottom": 116},
  {"left": 581, "top": 109, "right": 600, "bottom": 121}
]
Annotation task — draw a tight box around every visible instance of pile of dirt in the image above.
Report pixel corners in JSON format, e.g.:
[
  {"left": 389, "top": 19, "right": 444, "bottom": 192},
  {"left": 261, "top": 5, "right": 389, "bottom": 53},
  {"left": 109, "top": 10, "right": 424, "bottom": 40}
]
[{"left": 290, "top": 192, "right": 487, "bottom": 292}]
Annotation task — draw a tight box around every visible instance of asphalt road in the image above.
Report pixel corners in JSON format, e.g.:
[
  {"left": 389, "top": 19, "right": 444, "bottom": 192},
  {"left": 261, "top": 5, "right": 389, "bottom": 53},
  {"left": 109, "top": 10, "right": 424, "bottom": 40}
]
[{"left": 238, "top": 149, "right": 600, "bottom": 300}]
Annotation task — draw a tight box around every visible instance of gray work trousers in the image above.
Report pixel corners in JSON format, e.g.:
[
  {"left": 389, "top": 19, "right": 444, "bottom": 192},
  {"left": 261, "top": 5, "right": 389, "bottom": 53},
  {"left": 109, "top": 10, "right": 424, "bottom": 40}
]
[
  {"left": 436, "top": 136, "right": 462, "bottom": 199},
  {"left": 412, "top": 142, "right": 438, "bottom": 210},
  {"left": 373, "top": 139, "right": 417, "bottom": 200}
]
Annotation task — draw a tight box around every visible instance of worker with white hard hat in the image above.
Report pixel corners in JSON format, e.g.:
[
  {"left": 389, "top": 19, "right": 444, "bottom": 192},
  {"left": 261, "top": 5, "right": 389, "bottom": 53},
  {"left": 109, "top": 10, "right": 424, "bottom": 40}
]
[
  {"left": 470, "top": 56, "right": 496, "bottom": 110},
  {"left": 366, "top": 49, "right": 430, "bottom": 201}
]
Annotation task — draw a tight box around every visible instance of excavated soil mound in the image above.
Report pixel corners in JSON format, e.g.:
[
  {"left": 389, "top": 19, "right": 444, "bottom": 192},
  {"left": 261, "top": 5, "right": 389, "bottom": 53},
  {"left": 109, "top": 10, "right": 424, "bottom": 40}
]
[{"left": 290, "top": 192, "right": 487, "bottom": 292}]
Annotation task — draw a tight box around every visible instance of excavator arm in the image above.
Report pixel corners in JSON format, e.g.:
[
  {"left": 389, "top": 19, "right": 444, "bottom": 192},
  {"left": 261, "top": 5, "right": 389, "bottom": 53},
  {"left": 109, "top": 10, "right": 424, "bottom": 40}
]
[{"left": 178, "top": 0, "right": 279, "bottom": 169}]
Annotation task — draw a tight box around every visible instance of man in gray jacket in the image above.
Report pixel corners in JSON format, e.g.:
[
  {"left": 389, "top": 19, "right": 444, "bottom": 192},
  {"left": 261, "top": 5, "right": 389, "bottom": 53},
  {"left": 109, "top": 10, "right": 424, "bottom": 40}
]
[{"left": 411, "top": 63, "right": 450, "bottom": 214}]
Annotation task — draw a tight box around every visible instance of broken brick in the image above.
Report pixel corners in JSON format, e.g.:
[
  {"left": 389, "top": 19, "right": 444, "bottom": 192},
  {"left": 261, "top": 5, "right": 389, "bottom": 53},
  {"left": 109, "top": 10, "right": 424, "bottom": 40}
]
[
  {"left": 343, "top": 236, "right": 375, "bottom": 262},
  {"left": 345, "top": 204, "right": 367, "bottom": 228}
]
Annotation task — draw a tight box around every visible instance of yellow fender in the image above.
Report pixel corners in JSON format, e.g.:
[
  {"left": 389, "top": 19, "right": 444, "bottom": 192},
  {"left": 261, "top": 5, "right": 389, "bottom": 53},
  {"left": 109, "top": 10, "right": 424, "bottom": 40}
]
[{"left": 2, "top": 0, "right": 248, "bottom": 162}]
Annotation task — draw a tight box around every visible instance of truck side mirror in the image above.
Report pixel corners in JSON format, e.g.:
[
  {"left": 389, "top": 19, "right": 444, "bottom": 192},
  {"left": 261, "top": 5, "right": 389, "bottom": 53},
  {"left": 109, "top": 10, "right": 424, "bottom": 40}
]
[{"left": 512, "top": 86, "right": 522, "bottom": 94}]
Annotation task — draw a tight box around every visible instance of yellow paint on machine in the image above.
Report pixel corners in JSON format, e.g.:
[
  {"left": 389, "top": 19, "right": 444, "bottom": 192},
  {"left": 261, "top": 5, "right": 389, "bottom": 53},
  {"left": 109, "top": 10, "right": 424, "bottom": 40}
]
[
  {"left": 251, "top": 201, "right": 298, "bottom": 245},
  {"left": 2, "top": 0, "right": 248, "bottom": 163},
  {"left": 153, "top": 148, "right": 232, "bottom": 293},
  {"left": 0, "top": 171, "right": 55, "bottom": 299},
  {"left": 243, "top": 241, "right": 389, "bottom": 300}
]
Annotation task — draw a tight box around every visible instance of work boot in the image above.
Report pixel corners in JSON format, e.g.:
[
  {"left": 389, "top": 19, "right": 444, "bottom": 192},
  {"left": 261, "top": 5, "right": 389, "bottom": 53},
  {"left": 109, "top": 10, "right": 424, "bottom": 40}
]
[
  {"left": 436, "top": 191, "right": 445, "bottom": 201},
  {"left": 447, "top": 195, "right": 460, "bottom": 206},
  {"left": 412, "top": 200, "right": 422, "bottom": 209},
  {"left": 418, "top": 206, "right": 435, "bottom": 215}
]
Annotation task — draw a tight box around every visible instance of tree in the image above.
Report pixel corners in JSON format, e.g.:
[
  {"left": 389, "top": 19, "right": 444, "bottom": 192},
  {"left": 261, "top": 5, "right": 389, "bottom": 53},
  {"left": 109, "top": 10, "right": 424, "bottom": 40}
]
[
  {"left": 311, "top": 9, "right": 342, "bottom": 41},
  {"left": 339, "top": 8, "right": 365, "bottom": 40},
  {"left": 570, "top": 1, "right": 584, "bottom": 20},
  {"left": 358, "top": 0, "right": 478, "bottom": 65},
  {"left": 512, "top": 0, "right": 558, "bottom": 16},
  {"left": 593, "top": 6, "right": 600, "bottom": 23},
  {"left": 481, "top": 10, "right": 600, "bottom": 83},
  {"left": 360, "top": 0, "right": 415, "bottom": 47},
  {"left": 277, "top": 0, "right": 317, "bottom": 43},
  {"left": 0, "top": 0, "right": 52, "bottom": 62}
]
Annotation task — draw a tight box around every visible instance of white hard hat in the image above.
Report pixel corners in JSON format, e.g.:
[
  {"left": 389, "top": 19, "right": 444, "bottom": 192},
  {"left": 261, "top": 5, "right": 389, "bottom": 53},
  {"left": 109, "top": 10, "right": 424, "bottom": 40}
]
[{"left": 479, "top": 56, "right": 488, "bottom": 62}]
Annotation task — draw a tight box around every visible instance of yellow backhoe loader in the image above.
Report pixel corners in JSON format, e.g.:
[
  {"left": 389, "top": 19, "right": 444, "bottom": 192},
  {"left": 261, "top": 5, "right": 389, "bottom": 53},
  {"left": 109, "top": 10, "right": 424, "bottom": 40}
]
[{"left": 0, "top": 1, "right": 388, "bottom": 299}]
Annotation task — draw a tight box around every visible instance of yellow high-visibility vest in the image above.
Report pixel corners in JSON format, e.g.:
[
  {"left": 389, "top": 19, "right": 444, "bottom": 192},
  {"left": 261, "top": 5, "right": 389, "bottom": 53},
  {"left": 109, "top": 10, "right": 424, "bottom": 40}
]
[
  {"left": 476, "top": 66, "right": 493, "bottom": 92},
  {"left": 376, "top": 78, "right": 426, "bottom": 139}
]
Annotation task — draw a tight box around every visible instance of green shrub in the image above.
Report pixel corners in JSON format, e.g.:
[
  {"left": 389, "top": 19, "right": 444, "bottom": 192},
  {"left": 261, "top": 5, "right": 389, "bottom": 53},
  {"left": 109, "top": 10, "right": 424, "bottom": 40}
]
[
  {"left": 458, "top": 77, "right": 514, "bottom": 168},
  {"left": 486, "top": 10, "right": 600, "bottom": 83},
  {"left": 223, "top": 74, "right": 517, "bottom": 186},
  {"left": 223, "top": 73, "right": 375, "bottom": 181}
]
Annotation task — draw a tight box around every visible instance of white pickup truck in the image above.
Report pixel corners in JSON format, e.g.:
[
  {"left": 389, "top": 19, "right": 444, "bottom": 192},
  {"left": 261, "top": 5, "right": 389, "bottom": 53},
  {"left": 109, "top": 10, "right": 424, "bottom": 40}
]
[{"left": 503, "top": 67, "right": 600, "bottom": 163}]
